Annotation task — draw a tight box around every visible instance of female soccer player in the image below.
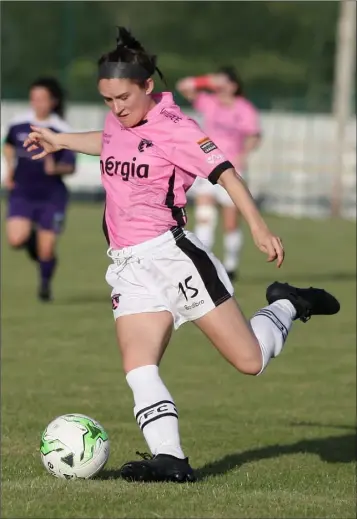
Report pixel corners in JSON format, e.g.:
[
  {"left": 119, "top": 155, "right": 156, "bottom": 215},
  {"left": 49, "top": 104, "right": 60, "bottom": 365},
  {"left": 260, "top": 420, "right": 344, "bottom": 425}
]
[
  {"left": 176, "top": 68, "right": 261, "bottom": 281},
  {"left": 24, "top": 28, "right": 340, "bottom": 483},
  {"left": 3, "top": 77, "right": 76, "bottom": 301}
]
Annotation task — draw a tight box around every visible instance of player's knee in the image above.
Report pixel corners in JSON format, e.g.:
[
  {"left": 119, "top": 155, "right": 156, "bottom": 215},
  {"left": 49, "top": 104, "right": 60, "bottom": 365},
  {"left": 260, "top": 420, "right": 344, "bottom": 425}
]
[
  {"left": 38, "top": 249, "right": 55, "bottom": 261},
  {"left": 224, "top": 220, "right": 239, "bottom": 233},
  {"left": 8, "top": 235, "right": 26, "bottom": 249},
  {"left": 230, "top": 346, "right": 263, "bottom": 376},
  {"left": 194, "top": 204, "right": 218, "bottom": 226},
  {"left": 240, "top": 358, "right": 263, "bottom": 376}
]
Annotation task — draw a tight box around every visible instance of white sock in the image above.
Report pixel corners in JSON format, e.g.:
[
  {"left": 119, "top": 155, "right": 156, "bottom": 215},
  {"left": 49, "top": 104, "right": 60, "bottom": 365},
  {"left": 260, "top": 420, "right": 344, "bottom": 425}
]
[
  {"left": 126, "top": 365, "right": 185, "bottom": 459},
  {"left": 194, "top": 205, "right": 217, "bottom": 250},
  {"left": 250, "top": 299, "right": 296, "bottom": 374},
  {"left": 223, "top": 229, "right": 244, "bottom": 272}
]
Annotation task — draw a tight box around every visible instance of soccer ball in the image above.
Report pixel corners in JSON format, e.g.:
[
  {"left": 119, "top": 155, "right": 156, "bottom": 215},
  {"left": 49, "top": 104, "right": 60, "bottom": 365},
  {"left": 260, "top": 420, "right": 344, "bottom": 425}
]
[{"left": 40, "top": 413, "right": 110, "bottom": 479}]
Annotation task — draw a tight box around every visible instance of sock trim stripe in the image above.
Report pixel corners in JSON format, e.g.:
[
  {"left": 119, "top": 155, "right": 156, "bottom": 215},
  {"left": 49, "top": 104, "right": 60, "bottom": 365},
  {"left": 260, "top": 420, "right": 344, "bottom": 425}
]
[
  {"left": 135, "top": 400, "right": 177, "bottom": 420},
  {"left": 253, "top": 309, "right": 288, "bottom": 340},
  {"left": 140, "top": 413, "right": 178, "bottom": 431},
  {"left": 254, "top": 308, "right": 289, "bottom": 337}
]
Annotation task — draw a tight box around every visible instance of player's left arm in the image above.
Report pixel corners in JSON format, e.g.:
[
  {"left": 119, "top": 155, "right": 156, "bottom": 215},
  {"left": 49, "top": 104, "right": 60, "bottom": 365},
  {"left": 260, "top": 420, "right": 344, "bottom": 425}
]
[
  {"left": 218, "top": 168, "right": 284, "bottom": 267},
  {"left": 167, "top": 121, "right": 283, "bottom": 267}
]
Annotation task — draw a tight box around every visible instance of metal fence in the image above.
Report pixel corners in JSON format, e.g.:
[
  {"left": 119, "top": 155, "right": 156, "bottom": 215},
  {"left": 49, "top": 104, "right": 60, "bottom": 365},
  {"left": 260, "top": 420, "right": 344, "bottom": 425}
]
[{"left": 2, "top": 101, "right": 355, "bottom": 221}]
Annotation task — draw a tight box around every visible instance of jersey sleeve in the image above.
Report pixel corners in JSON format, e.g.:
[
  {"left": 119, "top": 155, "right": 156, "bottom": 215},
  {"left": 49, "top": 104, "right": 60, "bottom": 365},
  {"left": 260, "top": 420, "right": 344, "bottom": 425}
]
[
  {"left": 239, "top": 101, "right": 261, "bottom": 136},
  {"left": 168, "top": 120, "right": 233, "bottom": 185},
  {"left": 4, "top": 125, "right": 16, "bottom": 146},
  {"left": 54, "top": 148, "right": 77, "bottom": 167}
]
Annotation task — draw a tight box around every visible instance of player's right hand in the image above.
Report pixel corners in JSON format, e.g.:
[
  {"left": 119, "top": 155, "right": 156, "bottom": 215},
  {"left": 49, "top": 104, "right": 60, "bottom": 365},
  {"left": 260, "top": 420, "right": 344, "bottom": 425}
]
[{"left": 23, "top": 126, "right": 61, "bottom": 159}]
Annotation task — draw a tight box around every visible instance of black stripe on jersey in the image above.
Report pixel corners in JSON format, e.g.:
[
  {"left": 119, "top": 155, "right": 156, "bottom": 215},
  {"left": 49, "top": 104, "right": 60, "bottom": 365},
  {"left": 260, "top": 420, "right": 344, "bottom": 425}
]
[
  {"left": 208, "top": 160, "right": 233, "bottom": 184},
  {"left": 102, "top": 205, "right": 110, "bottom": 245},
  {"left": 174, "top": 234, "right": 231, "bottom": 306},
  {"left": 165, "top": 168, "right": 186, "bottom": 227}
]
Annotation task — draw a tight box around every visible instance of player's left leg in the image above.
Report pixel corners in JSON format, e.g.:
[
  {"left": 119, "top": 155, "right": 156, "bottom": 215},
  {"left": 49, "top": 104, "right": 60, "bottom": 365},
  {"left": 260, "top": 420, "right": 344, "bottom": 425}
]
[
  {"left": 217, "top": 185, "right": 243, "bottom": 282},
  {"left": 36, "top": 203, "right": 66, "bottom": 301},
  {"left": 194, "top": 283, "right": 340, "bottom": 376},
  {"left": 37, "top": 229, "right": 57, "bottom": 301}
]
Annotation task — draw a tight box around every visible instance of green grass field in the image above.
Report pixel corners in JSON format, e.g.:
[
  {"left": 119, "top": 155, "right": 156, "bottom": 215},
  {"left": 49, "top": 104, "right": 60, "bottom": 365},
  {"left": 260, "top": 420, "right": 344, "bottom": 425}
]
[{"left": 1, "top": 203, "right": 356, "bottom": 518}]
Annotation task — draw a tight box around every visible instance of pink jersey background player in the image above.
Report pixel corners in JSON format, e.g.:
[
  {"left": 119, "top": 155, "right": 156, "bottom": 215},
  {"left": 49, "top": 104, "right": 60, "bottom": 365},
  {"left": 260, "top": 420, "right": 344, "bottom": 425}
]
[
  {"left": 177, "top": 67, "right": 261, "bottom": 280},
  {"left": 24, "top": 27, "right": 340, "bottom": 484}
]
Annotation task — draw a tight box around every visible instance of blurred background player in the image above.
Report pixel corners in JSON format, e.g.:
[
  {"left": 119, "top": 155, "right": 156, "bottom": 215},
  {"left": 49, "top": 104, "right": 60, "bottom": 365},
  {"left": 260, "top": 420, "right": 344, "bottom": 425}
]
[
  {"left": 176, "top": 67, "right": 261, "bottom": 281},
  {"left": 3, "top": 77, "right": 76, "bottom": 301}
]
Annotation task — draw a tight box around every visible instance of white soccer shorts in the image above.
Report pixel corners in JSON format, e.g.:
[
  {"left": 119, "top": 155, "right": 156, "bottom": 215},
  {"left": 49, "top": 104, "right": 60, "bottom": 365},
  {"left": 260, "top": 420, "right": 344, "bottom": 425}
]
[{"left": 105, "top": 227, "right": 234, "bottom": 329}]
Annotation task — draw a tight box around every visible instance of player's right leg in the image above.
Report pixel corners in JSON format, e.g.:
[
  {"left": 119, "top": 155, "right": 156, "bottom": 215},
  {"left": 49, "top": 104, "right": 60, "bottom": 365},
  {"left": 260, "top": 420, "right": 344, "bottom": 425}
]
[
  {"left": 6, "top": 217, "right": 32, "bottom": 249},
  {"left": 105, "top": 249, "right": 196, "bottom": 483},
  {"left": 192, "top": 177, "right": 218, "bottom": 251},
  {"left": 115, "top": 311, "right": 196, "bottom": 483},
  {"left": 6, "top": 194, "right": 38, "bottom": 260}
]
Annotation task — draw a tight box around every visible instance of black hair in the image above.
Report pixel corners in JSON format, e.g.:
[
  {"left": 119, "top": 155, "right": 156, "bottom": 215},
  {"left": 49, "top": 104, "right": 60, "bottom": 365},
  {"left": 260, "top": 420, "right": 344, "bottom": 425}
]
[
  {"left": 98, "top": 26, "right": 165, "bottom": 86},
  {"left": 29, "top": 77, "right": 66, "bottom": 118},
  {"left": 218, "top": 66, "right": 244, "bottom": 97}
]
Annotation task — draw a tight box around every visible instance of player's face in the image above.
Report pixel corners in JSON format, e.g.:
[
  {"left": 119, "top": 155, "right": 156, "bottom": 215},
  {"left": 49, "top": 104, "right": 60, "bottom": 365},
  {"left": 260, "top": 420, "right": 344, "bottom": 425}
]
[
  {"left": 223, "top": 77, "right": 239, "bottom": 97},
  {"left": 30, "top": 87, "right": 56, "bottom": 120},
  {"left": 98, "top": 78, "right": 155, "bottom": 128},
  {"left": 216, "top": 74, "right": 239, "bottom": 98}
]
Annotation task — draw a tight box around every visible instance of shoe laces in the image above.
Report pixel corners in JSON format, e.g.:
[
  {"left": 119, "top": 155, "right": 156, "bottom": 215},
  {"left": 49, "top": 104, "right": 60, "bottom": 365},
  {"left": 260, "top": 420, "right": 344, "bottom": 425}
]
[{"left": 136, "top": 450, "right": 153, "bottom": 461}]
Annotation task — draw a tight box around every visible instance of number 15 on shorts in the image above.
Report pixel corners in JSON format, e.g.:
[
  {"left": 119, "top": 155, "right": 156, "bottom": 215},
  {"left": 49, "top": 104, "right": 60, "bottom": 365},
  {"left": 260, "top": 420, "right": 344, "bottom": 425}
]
[{"left": 178, "top": 276, "right": 199, "bottom": 301}]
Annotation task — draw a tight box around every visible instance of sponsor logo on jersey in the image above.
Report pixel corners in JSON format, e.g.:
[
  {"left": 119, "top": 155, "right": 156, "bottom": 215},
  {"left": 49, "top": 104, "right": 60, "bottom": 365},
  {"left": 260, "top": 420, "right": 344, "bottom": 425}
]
[
  {"left": 207, "top": 153, "right": 224, "bottom": 165},
  {"left": 160, "top": 108, "right": 182, "bottom": 123},
  {"left": 184, "top": 300, "right": 204, "bottom": 311},
  {"left": 103, "top": 133, "right": 112, "bottom": 144},
  {"left": 197, "top": 137, "right": 218, "bottom": 154},
  {"left": 100, "top": 156, "right": 149, "bottom": 180}
]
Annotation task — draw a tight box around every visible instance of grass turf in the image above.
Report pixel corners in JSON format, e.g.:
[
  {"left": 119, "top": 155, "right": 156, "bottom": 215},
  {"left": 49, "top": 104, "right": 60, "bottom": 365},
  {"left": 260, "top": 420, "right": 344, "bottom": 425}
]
[{"left": 1, "top": 203, "right": 356, "bottom": 518}]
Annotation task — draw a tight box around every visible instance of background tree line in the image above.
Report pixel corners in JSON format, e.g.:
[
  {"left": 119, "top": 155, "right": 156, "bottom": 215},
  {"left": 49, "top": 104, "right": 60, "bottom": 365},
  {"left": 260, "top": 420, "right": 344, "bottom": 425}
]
[{"left": 2, "top": 1, "right": 342, "bottom": 112}]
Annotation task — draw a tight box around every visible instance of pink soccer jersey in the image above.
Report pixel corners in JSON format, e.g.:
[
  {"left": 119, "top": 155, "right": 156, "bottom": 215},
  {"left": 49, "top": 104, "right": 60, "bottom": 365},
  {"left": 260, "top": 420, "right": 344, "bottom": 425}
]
[
  {"left": 100, "top": 92, "right": 233, "bottom": 248},
  {"left": 193, "top": 93, "right": 260, "bottom": 169}
]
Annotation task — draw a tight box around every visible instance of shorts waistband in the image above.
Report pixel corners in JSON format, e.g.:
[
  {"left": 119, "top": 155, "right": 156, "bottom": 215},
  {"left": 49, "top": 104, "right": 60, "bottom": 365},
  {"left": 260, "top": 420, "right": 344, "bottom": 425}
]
[{"left": 107, "top": 226, "right": 185, "bottom": 261}]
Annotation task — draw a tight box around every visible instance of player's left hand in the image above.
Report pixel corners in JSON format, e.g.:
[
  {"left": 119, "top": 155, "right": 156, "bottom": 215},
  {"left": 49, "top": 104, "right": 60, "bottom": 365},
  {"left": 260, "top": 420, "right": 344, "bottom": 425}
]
[
  {"left": 44, "top": 155, "right": 56, "bottom": 175},
  {"left": 251, "top": 225, "right": 285, "bottom": 268}
]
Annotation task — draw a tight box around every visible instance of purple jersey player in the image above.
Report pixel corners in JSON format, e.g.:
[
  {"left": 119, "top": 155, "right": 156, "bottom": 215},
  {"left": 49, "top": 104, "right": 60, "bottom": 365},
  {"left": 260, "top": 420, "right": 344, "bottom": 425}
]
[
  {"left": 3, "top": 78, "right": 76, "bottom": 301},
  {"left": 24, "top": 28, "right": 340, "bottom": 483}
]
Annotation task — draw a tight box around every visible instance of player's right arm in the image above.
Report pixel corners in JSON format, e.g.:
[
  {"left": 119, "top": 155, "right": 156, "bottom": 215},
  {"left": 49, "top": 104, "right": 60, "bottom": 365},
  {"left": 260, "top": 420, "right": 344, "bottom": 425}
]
[
  {"left": 24, "top": 126, "right": 102, "bottom": 159},
  {"left": 176, "top": 74, "right": 225, "bottom": 102}
]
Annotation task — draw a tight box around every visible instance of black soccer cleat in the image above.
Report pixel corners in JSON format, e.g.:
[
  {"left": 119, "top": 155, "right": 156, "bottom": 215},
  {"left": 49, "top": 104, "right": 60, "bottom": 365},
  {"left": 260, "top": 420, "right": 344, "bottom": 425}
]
[
  {"left": 38, "top": 283, "right": 53, "bottom": 302},
  {"left": 227, "top": 270, "right": 237, "bottom": 283},
  {"left": 119, "top": 451, "right": 196, "bottom": 483},
  {"left": 266, "top": 282, "right": 340, "bottom": 323}
]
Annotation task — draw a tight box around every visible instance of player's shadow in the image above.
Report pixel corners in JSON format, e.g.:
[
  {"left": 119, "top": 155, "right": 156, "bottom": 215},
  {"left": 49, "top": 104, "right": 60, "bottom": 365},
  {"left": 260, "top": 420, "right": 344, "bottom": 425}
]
[
  {"left": 196, "top": 428, "right": 356, "bottom": 481},
  {"left": 236, "top": 270, "right": 356, "bottom": 286},
  {"left": 97, "top": 424, "right": 356, "bottom": 481}
]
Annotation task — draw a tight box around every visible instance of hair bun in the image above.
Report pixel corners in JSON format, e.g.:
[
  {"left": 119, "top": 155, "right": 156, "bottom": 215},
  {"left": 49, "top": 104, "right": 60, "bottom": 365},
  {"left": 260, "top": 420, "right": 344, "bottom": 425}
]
[{"left": 116, "top": 26, "right": 144, "bottom": 52}]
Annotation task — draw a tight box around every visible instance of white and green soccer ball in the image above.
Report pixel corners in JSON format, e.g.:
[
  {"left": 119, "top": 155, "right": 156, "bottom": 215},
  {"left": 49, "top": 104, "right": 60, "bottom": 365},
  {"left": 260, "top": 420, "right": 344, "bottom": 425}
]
[{"left": 40, "top": 414, "right": 110, "bottom": 479}]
